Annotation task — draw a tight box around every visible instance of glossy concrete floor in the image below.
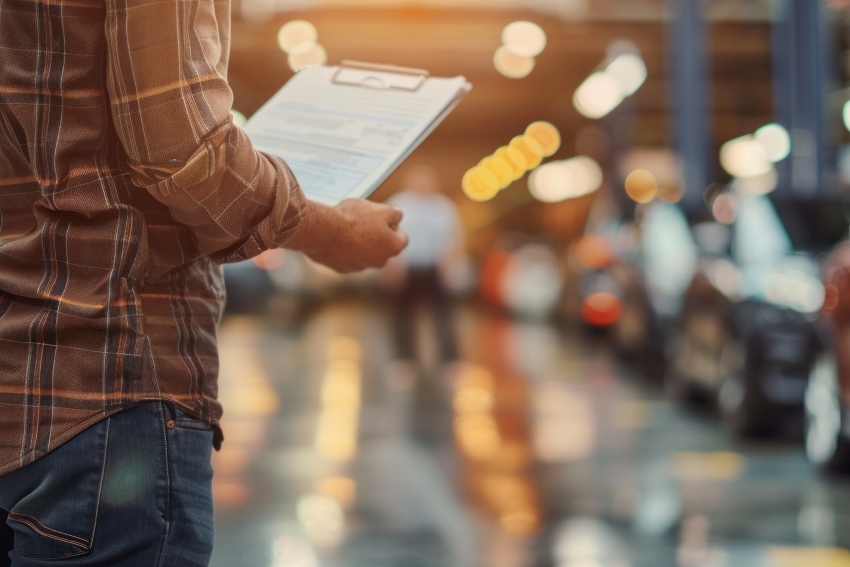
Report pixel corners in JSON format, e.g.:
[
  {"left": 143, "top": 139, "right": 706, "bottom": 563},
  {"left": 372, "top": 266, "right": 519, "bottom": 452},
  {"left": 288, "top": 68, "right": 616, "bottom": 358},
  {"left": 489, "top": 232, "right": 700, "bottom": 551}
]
[{"left": 208, "top": 298, "right": 850, "bottom": 567}]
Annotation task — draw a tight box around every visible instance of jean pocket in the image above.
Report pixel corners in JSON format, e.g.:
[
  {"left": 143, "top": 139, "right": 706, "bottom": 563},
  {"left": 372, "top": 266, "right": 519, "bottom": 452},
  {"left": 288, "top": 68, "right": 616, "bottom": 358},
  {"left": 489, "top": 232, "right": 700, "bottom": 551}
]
[
  {"left": 5, "top": 418, "right": 110, "bottom": 560},
  {"left": 168, "top": 405, "right": 213, "bottom": 432}
]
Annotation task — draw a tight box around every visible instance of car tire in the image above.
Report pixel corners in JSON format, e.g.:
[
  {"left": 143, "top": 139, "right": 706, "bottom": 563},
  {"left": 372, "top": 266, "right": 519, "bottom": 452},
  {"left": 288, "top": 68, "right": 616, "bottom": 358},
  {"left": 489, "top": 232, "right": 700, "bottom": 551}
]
[
  {"left": 805, "top": 352, "right": 850, "bottom": 472},
  {"left": 718, "top": 340, "right": 774, "bottom": 438},
  {"left": 666, "top": 332, "right": 711, "bottom": 404}
]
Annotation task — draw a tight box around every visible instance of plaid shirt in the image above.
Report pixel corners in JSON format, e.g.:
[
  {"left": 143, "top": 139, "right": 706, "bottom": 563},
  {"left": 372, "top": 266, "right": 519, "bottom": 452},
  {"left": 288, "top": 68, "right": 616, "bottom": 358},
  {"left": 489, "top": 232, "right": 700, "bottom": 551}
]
[{"left": 0, "top": 0, "right": 306, "bottom": 476}]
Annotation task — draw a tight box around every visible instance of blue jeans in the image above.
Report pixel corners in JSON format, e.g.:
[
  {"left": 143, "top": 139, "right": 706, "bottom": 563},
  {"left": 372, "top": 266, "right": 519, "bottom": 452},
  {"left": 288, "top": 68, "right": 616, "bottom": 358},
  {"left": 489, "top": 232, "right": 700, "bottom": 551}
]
[{"left": 0, "top": 402, "right": 214, "bottom": 566}]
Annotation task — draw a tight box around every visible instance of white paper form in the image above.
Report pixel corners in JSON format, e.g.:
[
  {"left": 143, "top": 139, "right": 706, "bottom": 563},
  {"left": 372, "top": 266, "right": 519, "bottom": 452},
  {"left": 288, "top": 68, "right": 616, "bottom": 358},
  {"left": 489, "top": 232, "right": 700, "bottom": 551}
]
[{"left": 244, "top": 66, "right": 470, "bottom": 205}]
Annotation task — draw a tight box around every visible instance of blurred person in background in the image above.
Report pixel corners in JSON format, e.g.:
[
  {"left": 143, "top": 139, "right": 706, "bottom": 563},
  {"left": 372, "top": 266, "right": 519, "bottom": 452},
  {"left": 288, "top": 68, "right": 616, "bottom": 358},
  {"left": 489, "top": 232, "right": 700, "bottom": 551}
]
[
  {"left": 0, "top": 2, "right": 407, "bottom": 566},
  {"left": 385, "top": 165, "right": 465, "bottom": 373}
]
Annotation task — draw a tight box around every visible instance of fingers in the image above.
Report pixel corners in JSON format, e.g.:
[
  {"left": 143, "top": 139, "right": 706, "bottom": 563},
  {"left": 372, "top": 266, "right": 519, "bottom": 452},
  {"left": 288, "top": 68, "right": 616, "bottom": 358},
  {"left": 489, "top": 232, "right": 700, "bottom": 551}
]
[
  {"left": 393, "top": 228, "right": 409, "bottom": 254},
  {"left": 385, "top": 206, "right": 404, "bottom": 229}
]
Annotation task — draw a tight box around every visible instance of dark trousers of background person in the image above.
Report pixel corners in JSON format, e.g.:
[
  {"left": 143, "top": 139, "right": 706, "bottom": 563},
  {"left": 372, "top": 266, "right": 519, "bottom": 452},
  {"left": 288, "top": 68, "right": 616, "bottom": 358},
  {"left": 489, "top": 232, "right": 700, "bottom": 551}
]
[
  {"left": 0, "top": 402, "right": 214, "bottom": 567},
  {"left": 393, "top": 267, "right": 458, "bottom": 365}
]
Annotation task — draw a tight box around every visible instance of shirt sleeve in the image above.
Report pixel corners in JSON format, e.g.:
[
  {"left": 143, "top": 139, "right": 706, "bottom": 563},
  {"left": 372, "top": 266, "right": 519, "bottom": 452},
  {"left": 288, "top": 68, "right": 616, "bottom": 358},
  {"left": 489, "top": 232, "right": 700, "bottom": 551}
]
[{"left": 103, "top": 0, "right": 306, "bottom": 263}]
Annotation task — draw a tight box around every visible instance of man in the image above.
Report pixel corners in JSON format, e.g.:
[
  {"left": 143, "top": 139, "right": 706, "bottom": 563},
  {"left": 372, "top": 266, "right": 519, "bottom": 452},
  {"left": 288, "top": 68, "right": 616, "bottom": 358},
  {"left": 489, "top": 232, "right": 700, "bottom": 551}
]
[
  {"left": 0, "top": 1, "right": 407, "bottom": 565},
  {"left": 386, "top": 165, "right": 464, "bottom": 367}
]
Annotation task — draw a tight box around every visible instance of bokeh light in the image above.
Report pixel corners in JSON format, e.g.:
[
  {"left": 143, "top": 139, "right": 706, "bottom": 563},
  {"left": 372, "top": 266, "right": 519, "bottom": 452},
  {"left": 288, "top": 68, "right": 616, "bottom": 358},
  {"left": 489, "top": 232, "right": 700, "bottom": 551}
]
[
  {"left": 481, "top": 155, "right": 513, "bottom": 189},
  {"left": 572, "top": 234, "right": 615, "bottom": 271},
  {"left": 733, "top": 166, "right": 778, "bottom": 195},
  {"left": 712, "top": 193, "right": 738, "bottom": 225},
  {"left": 493, "top": 46, "right": 535, "bottom": 79},
  {"left": 657, "top": 184, "right": 683, "bottom": 203},
  {"left": 754, "top": 123, "right": 791, "bottom": 163},
  {"left": 844, "top": 100, "right": 850, "bottom": 132},
  {"left": 624, "top": 169, "right": 658, "bottom": 203},
  {"left": 509, "top": 135, "right": 544, "bottom": 169},
  {"left": 288, "top": 43, "right": 328, "bottom": 72},
  {"left": 582, "top": 292, "right": 623, "bottom": 327},
  {"left": 528, "top": 156, "right": 603, "bottom": 203},
  {"left": 462, "top": 167, "right": 500, "bottom": 201},
  {"left": 605, "top": 53, "right": 647, "bottom": 96},
  {"left": 501, "top": 21, "right": 547, "bottom": 58},
  {"left": 230, "top": 109, "right": 247, "bottom": 128},
  {"left": 525, "top": 121, "right": 561, "bottom": 157},
  {"left": 573, "top": 72, "right": 625, "bottom": 119},
  {"left": 719, "top": 135, "right": 772, "bottom": 179},
  {"left": 297, "top": 493, "right": 345, "bottom": 547},
  {"left": 278, "top": 20, "right": 318, "bottom": 53},
  {"left": 495, "top": 146, "right": 529, "bottom": 180}
]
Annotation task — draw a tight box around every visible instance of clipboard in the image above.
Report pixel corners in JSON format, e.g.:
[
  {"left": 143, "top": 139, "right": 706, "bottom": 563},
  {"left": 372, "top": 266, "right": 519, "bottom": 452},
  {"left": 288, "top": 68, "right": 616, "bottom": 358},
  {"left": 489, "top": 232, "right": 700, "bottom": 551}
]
[{"left": 244, "top": 61, "right": 472, "bottom": 205}]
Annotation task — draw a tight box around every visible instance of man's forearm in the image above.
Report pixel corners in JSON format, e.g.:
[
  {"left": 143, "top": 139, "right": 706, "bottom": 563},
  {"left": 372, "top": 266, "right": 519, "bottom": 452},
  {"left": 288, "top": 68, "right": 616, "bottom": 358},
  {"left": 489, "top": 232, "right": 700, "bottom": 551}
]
[{"left": 284, "top": 200, "right": 343, "bottom": 258}]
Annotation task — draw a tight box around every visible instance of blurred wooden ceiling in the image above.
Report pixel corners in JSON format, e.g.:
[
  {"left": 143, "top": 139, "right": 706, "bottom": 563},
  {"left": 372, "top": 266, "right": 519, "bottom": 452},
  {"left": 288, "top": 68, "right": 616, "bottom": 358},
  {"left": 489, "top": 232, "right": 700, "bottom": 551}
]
[{"left": 228, "top": 7, "right": 773, "bottom": 241}]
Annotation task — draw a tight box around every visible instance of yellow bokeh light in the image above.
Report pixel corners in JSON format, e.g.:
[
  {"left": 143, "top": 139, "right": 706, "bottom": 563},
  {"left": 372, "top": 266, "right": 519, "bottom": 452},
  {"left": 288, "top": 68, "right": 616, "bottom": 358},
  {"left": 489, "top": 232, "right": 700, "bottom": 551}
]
[
  {"left": 462, "top": 168, "right": 500, "bottom": 202},
  {"left": 481, "top": 155, "right": 513, "bottom": 189},
  {"left": 288, "top": 43, "right": 327, "bottom": 72},
  {"left": 656, "top": 184, "right": 683, "bottom": 203},
  {"left": 624, "top": 169, "right": 657, "bottom": 203},
  {"left": 509, "top": 135, "right": 544, "bottom": 169},
  {"left": 524, "top": 122, "right": 561, "bottom": 157},
  {"left": 327, "top": 336, "right": 361, "bottom": 361},
  {"left": 494, "top": 146, "right": 528, "bottom": 180},
  {"left": 277, "top": 20, "right": 318, "bottom": 54},
  {"left": 493, "top": 46, "right": 535, "bottom": 79},
  {"left": 315, "top": 476, "right": 357, "bottom": 510}
]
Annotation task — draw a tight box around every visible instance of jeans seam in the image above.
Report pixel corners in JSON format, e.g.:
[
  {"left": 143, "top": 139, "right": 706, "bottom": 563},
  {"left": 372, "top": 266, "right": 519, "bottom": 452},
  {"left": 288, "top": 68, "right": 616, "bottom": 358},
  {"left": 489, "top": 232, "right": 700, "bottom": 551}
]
[
  {"left": 4, "top": 512, "right": 89, "bottom": 545},
  {"left": 6, "top": 514, "right": 88, "bottom": 551},
  {"left": 155, "top": 402, "right": 172, "bottom": 567},
  {"left": 89, "top": 417, "right": 111, "bottom": 545}
]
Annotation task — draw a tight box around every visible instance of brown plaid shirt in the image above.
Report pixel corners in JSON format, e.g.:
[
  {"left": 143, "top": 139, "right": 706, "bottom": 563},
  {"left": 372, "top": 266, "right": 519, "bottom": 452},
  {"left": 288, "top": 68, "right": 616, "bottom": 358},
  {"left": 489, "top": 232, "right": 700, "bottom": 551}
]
[{"left": 0, "top": 0, "right": 307, "bottom": 476}]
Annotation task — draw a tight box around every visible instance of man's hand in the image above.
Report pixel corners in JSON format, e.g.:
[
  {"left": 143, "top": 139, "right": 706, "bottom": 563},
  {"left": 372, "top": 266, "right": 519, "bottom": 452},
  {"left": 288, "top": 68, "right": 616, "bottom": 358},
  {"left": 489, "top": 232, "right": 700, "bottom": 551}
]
[{"left": 286, "top": 199, "right": 408, "bottom": 273}]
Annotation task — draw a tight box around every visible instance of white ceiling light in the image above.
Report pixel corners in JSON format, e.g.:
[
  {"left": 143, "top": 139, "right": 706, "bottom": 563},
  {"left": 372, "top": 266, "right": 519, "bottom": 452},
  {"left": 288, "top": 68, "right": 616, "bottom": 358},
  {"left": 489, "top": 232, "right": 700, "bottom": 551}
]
[
  {"left": 573, "top": 72, "right": 625, "bottom": 119},
  {"left": 501, "top": 21, "right": 547, "bottom": 58},
  {"left": 605, "top": 53, "right": 647, "bottom": 96},
  {"left": 754, "top": 123, "right": 791, "bottom": 163},
  {"left": 719, "top": 135, "right": 772, "bottom": 179},
  {"left": 493, "top": 46, "right": 535, "bottom": 79},
  {"left": 528, "top": 156, "right": 603, "bottom": 203},
  {"left": 277, "top": 20, "right": 318, "bottom": 53}
]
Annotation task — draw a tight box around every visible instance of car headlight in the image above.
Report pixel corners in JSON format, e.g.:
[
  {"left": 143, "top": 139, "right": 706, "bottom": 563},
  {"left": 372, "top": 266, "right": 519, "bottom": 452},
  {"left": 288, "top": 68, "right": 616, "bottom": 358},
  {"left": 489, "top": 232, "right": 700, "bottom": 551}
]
[{"left": 764, "top": 265, "right": 824, "bottom": 313}]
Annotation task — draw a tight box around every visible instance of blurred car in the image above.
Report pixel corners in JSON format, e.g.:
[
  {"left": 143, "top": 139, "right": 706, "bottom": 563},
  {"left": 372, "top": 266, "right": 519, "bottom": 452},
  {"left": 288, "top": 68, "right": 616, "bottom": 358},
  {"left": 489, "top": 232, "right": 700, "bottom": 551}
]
[
  {"left": 481, "top": 239, "right": 563, "bottom": 321},
  {"left": 570, "top": 202, "right": 698, "bottom": 382},
  {"left": 669, "top": 194, "right": 848, "bottom": 437},
  {"left": 805, "top": 240, "right": 850, "bottom": 471}
]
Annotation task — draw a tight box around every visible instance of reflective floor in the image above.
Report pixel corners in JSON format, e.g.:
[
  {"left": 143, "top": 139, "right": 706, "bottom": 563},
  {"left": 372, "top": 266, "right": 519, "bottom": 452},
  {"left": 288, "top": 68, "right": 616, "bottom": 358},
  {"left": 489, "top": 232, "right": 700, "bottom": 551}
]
[{"left": 208, "top": 298, "right": 850, "bottom": 567}]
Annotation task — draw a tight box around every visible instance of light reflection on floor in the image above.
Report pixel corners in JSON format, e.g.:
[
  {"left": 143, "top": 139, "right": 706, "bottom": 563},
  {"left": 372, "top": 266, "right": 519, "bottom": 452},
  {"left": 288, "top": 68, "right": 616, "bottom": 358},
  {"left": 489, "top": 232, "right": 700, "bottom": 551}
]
[{"left": 208, "top": 299, "right": 850, "bottom": 567}]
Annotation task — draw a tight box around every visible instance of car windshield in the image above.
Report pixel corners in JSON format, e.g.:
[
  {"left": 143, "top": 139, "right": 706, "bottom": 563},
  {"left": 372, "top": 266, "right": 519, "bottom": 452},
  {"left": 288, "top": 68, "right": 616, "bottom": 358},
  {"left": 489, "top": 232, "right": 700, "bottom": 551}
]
[
  {"left": 769, "top": 195, "right": 849, "bottom": 253},
  {"left": 734, "top": 195, "right": 849, "bottom": 263}
]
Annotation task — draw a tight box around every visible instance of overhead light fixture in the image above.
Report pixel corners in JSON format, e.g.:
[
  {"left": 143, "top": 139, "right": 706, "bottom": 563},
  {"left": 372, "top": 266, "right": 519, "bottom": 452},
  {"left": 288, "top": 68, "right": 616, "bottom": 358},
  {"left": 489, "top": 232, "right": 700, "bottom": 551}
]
[
  {"left": 501, "top": 21, "right": 547, "bottom": 58},
  {"left": 573, "top": 44, "right": 647, "bottom": 119},
  {"left": 754, "top": 123, "right": 791, "bottom": 163},
  {"left": 528, "top": 156, "right": 603, "bottom": 203},
  {"left": 493, "top": 46, "right": 535, "bottom": 79},
  {"left": 494, "top": 21, "right": 546, "bottom": 79},
  {"left": 573, "top": 72, "right": 625, "bottom": 120},
  {"left": 719, "top": 135, "right": 773, "bottom": 179}
]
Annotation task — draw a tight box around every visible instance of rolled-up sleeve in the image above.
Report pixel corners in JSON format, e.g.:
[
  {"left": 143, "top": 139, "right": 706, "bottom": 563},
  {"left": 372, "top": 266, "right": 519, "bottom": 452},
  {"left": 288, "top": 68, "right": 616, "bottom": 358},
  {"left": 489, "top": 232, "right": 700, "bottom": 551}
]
[{"left": 104, "top": 0, "right": 306, "bottom": 262}]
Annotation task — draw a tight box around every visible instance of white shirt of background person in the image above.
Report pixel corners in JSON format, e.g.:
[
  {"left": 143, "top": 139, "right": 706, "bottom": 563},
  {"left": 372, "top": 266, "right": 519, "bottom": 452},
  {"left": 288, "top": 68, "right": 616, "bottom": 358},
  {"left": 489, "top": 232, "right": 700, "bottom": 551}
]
[{"left": 387, "top": 165, "right": 464, "bottom": 273}]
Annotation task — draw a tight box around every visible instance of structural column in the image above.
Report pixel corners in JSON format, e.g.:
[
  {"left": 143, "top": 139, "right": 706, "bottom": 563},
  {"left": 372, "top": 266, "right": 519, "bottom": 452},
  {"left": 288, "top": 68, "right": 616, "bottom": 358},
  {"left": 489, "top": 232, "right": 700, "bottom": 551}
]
[
  {"left": 772, "top": 0, "right": 832, "bottom": 195},
  {"left": 668, "top": 0, "right": 711, "bottom": 213}
]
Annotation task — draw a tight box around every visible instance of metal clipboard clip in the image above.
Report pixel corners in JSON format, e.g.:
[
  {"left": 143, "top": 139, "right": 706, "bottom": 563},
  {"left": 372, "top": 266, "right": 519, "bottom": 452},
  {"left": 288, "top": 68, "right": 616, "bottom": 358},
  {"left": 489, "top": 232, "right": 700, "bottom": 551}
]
[{"left": 332, "top": 60, "right": 429, "bottom": 91}]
